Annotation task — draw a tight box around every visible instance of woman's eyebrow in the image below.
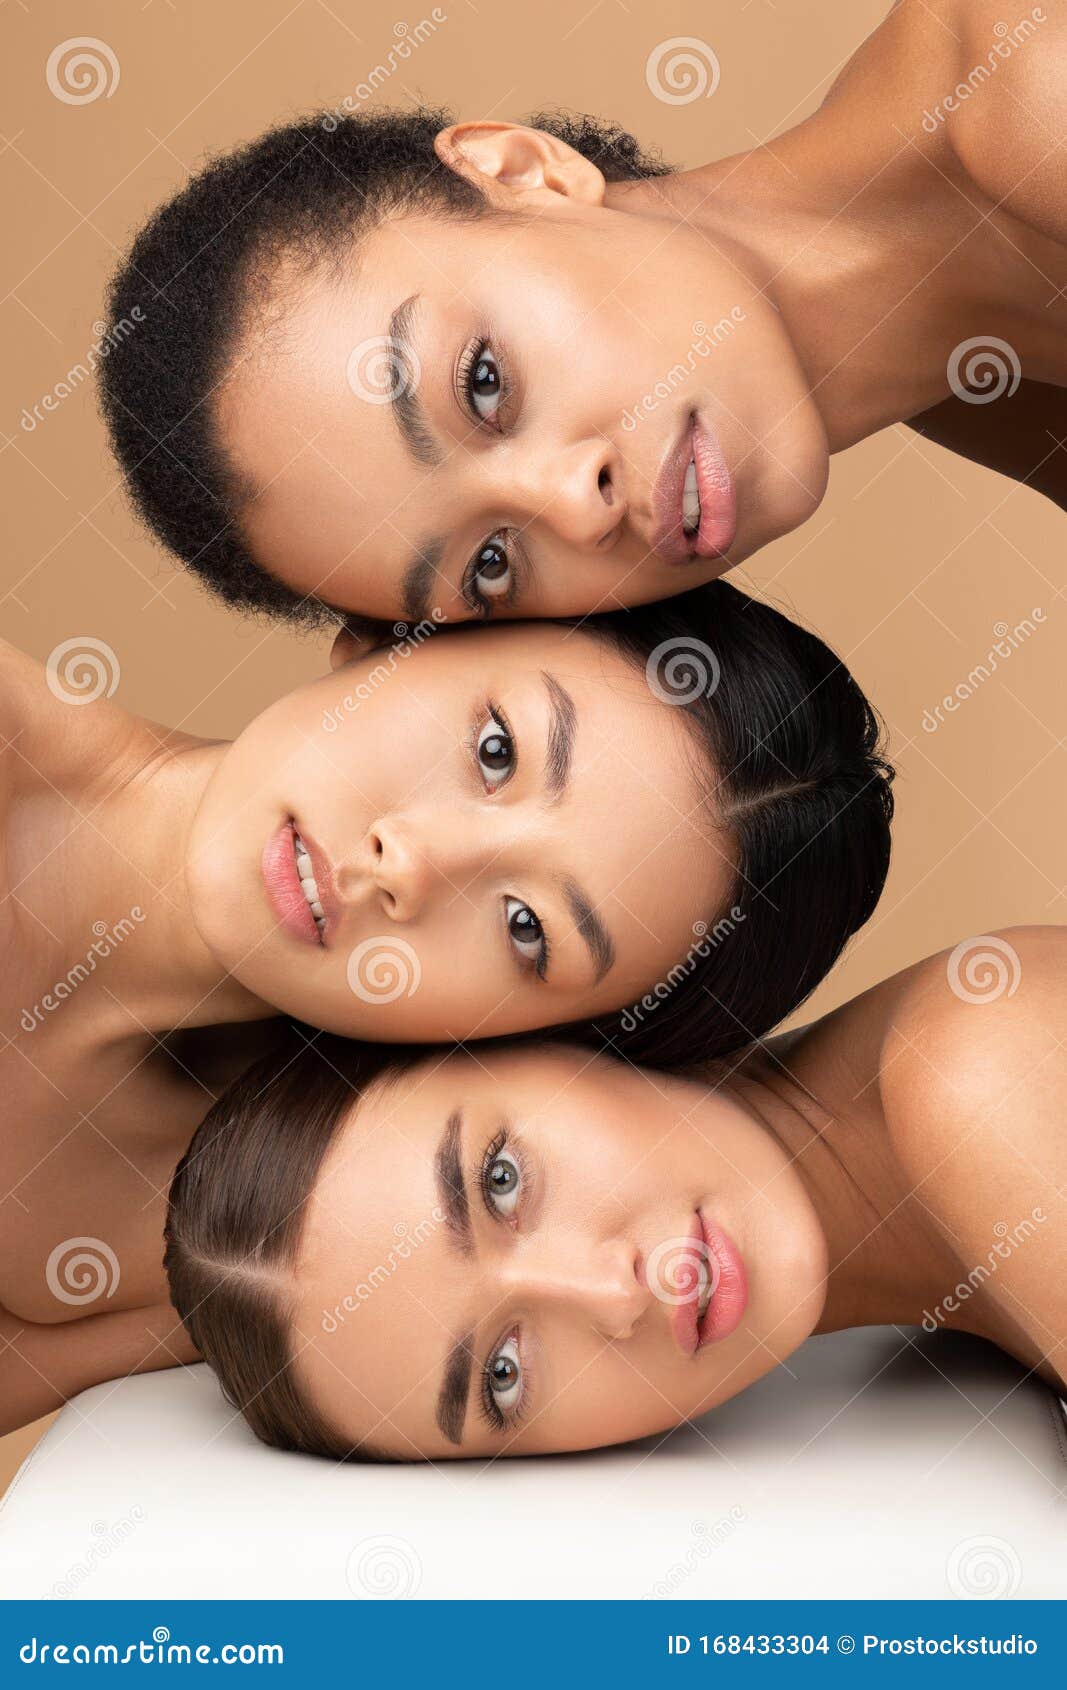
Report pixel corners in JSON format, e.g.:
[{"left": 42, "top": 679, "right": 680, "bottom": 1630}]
[
  {"left": 542, "top": 671, "right": 576, "bottom": 801},
  {"left": 388, "top": 294, "right": 442, "bottom": 468},
  {"left": 433, "top": 1106, "right": 475, "bottom": 1444},
  {"left": 435, "top": 1107, "right": 474, "bottom": 1258},
  {"left": 540, "top": 672, "right": 616, "bottom": 983},
  {"left": 436, "top": 1327, "right": 475, "bottom": 1447},
  {"left": 401, "top": 537, "right": 446, "bottom": 624}
]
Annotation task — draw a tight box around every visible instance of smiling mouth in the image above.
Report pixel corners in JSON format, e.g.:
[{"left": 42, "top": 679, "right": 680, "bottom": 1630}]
[{"left": 292, "top": 829, "right": 326, "bottom": 938}]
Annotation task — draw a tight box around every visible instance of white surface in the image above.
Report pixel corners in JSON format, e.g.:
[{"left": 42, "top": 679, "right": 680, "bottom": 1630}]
[{"left": 2, "top": 1327, "right": 1064, "bottom": 1600}]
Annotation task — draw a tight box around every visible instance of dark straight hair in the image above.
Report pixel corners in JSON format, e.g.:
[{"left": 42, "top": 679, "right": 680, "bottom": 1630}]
[
  {"left": 164, "top": 1026, "right": 407, "bottom": 1461},
  {"left": 573, "top": 581, "right": 894, "bottom": 1067}
]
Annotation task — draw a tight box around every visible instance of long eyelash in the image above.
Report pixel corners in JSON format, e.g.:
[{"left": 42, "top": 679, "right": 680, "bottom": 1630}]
[
  {"left": 467, "top": 705, "right": 550, "bottom": 980},
  {"left": 468, "top": 698, "right": 517, "bottom": 788},
  {"left": 462, "top": 540, "right": 511, "bottom": 620},
  {"left": 479, "top": 1331, "right": 531, "bottom": 1436},
  {"left": 456, "top": 333, "right": 507, "bottom": 431},
  {"left": 534, "top": 927, "right": 551, "bottom": 982},
  {"left": 478, "top": 1125, "right": 510, "bottom": 1214},
  {"left": 476, "top": 1132, "right": 533, "bottom": 1434}
]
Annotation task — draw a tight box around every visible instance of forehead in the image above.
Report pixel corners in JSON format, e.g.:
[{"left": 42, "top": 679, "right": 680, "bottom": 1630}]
[
  {"left": 292, "top": 1055, "right": 504, "bottom": 1451},
  {"left": 291, "top": 1047, "right": 617, "bottom": 1452},
  {"left": 215, "top": 216, "right": 577, "bottom": 614},
  {"left": 355, "top": 617, "right": 713, "bottom": 855}
]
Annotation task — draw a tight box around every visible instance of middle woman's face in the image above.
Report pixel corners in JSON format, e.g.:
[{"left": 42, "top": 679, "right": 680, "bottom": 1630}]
[{"left": 186, "top": 621, "right": 728, "bottom": 1041}]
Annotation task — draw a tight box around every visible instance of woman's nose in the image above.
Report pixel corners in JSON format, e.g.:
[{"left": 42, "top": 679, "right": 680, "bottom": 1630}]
[
  {"left": 502, "top": 1236, "right": 651, "bottom": 1342},
  {"left": 367, "top": 812, "right": 498, "bottom": 921},
  {"left": 493, "top": 437, "right": 626, "bottom": 551}
]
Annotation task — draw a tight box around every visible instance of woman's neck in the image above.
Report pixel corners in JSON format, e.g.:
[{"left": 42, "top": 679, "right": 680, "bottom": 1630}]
[
  {"left": 6, "top": 663, "right": 267, "bottom": 1037},
  {"left": 721, "top": 1055, "right": 966, "bottom": 1339},
  {"left": 609, "top": 102, "right": 1061, "bottom": 454}
]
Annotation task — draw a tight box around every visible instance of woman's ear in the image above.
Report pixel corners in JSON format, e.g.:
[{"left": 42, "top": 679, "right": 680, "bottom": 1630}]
[{"left": 434, "top": 122, "right": 606, "bottom": 207}]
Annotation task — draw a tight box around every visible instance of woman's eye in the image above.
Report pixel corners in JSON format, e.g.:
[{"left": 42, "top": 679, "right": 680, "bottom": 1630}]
[
  {"left": 466, "top": 342, "right": 502, "bottom": 422},
  {"left": 470, "top": 537, "right": 512, "bottom": 604},
  {"left": 484, "top": 1146, "right": 522, "bottom": 1218},
  {"left": 505, "top": 897, "right": 545, "bottom": 970},
  {"left": 477, "top": 713, "right": 514, "bottom": 789},
  {"left": 486, "top": 1334, "right": 522, "bottom": 1414}
]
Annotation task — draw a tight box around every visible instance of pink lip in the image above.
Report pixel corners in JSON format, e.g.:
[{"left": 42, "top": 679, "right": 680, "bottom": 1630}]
[
  {"left": 669, "top": 1210, "right": 748, "bottom": 1356},
  {"left": 260, "top": 818, "right": 339, "bottom": 948},
  {"left": 651, "top": 412, "right": 737, "bottom": 565}
]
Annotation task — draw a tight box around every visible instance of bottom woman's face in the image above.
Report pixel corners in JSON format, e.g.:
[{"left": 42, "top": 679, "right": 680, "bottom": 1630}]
[{"left": 293, "top": 1047, "right": 828, "bottom": 1460}]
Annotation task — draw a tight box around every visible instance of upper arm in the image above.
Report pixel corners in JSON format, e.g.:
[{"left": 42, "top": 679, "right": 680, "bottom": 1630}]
[
  {"left": 906, "top": 380, "right": 1067, "bottom": 514},
  {"left": 0, "top": 1301, "right": 197, "bottom": 1437},
  {"left": 880, "top": 927, "right": 1067, "bottom": 1363}
]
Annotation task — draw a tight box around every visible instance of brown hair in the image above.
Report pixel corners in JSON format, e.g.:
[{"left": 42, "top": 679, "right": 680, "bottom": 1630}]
[{"left": 164, "top": 1025, "right": 410, "bottom": 1460}]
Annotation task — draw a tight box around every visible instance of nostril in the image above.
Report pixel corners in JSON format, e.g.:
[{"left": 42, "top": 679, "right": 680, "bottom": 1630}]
[{"left": 597, "top": 466, "right": 613, "bottom": 504}]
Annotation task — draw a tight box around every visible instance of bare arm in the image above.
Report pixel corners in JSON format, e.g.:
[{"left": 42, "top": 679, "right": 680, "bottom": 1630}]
[{"left": 0, "top": 1300, "right": 198, "bottom": 1438}]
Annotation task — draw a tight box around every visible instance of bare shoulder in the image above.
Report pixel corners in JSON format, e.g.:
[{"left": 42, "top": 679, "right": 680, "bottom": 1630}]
[
  {"left": 935, "top": 0, "right": 1067, "bottom": 244},
  {"left": 881, "top": 925, "right": 1066, "bottom": 1164},
  {"left": 880, "top": 926, "right": 1066, "bottom": 1371}
]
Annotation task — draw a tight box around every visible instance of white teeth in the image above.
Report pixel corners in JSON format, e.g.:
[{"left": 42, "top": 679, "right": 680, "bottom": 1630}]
[
  {"left": 682, "top": 457, "right": 701, "bottom": 534},
  {"left": 696, "top": 1256, "right": 713, "bottom": 1320},
  {"left": 292, "top": 830, "right": 326, "bottom": 938}
]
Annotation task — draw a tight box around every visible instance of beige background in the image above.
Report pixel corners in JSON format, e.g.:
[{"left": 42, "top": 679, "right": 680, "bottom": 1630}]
[{"left": 1, "top": 0, "right": 1063, "bottom": 1489}]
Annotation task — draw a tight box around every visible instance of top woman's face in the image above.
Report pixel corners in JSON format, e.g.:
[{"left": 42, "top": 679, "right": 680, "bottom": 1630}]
[
  {"left": 185, "top": 619, "right": 728, "bottom": 1041},
  {"left": 291, "top": 1045, "right": 828, "bottom": 1460},
  {"left": 217, "top": 130, "right": 827, "bottom": 623}
]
